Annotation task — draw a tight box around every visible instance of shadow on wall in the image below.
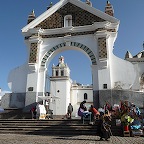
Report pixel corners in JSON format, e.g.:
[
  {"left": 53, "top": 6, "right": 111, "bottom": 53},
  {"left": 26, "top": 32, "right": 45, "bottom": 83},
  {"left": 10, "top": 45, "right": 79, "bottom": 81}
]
[
  {"left": 1, "top": 93, "right": 26, "bottom": 109},
  {"left": 0, "top": 102, "right": 38, "bottom": 119}
]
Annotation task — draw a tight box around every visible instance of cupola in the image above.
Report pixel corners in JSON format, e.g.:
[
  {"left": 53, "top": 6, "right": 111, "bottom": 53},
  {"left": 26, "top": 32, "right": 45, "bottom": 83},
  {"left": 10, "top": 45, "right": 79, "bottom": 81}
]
[
  {"left": 57, "top": 56, "right": 66, "bottom": 67},
  {"left": 52, "top": 56, "right": 70, "bottom": 77}
]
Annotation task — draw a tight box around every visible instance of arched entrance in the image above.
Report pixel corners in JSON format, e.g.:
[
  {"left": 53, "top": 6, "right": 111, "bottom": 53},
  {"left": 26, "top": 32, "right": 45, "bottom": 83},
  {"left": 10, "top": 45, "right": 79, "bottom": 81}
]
[{"left": 38, "top": 42, "right": 99, "bottom": 113}]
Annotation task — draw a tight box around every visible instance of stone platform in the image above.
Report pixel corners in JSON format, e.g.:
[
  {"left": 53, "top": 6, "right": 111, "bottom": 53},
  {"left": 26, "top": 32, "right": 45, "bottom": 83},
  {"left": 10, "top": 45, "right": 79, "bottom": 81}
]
[{"left": 0, "top": 134, "right": 143, "bottom": 144}]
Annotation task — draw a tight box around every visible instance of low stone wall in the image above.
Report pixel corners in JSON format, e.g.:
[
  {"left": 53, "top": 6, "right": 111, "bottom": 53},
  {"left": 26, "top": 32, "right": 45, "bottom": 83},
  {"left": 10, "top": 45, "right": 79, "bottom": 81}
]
[
  {"left": 0, "top": 108, "right": 31, "bottom": 119},
  {"left": 1, "top": 90, "right": 144, "bottom": 113},
  {"left": 1, "top": 93, "right": 26, "bottom": 109},
  {"left": 98, "top": 89, "right": 144, "bottom": 107}
]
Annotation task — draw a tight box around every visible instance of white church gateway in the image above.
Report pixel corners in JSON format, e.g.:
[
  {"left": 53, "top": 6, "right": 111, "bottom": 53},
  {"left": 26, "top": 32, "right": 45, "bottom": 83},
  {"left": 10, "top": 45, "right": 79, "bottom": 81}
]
[{"left": 2, "top": 0, "right": 144, "bottom": 115}]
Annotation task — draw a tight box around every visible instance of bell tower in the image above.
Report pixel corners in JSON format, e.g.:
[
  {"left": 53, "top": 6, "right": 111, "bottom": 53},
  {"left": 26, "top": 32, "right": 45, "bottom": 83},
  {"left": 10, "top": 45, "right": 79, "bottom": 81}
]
[
  {"left": 49, "top": 56, "right": 72, "bottom": 115},
  {"left": 52, "top": 56, "right": 70, "bottom": 77}
]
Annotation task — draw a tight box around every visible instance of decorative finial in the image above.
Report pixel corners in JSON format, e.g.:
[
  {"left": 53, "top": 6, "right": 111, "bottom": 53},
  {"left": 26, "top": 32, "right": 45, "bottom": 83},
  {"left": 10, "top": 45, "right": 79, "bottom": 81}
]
[
  {"left": 59, "top": 56, "right": 64, "bottom": 64},
  {"left": 27, "top": 9, "right": 36, "bottom": 24},
  {"left": 105, "top": 1, "right": 114, "bottom": 16},
  {"left": 50, "top": 2, "right": 53, "bottom": 6},
  {"left": 32, "top": 9, "right": 35, "bottom": 15},
  {"left": 86, "top": 0, "right": 92, "bottom": 7},
  {"left": 47, "top": 2, "right": 53, "bottom": 10}
]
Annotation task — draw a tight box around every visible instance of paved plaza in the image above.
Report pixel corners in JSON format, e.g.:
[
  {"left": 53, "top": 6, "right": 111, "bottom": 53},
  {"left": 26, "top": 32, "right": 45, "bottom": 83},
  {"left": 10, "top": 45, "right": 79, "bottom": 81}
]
[{"left": 0, "top": 134, "right": 143, "bottom": 144}]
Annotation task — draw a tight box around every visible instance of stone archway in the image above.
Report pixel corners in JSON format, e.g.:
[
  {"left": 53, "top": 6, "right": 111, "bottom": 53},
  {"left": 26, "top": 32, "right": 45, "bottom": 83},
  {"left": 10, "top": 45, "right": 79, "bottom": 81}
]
[
  {"left": 40, "top": 42, "right": 97, "bottom": 68},
  {"left": 39, "top": 41, "right": 99, "bottom": 109}
]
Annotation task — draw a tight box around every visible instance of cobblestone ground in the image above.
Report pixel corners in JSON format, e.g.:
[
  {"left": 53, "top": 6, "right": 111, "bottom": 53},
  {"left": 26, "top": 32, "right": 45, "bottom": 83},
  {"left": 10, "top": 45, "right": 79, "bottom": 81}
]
[{"left": 0, "top": 134, "right": 143, "bottom": 144}]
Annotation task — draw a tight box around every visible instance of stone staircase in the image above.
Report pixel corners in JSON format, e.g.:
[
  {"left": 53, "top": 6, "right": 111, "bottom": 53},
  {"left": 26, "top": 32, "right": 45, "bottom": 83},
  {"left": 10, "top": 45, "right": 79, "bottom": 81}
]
[
  {"left": 0, "top": 109, "right": 123, "bottom": 136},
  {"left": 0, "top": 119, "right": 123, "bottom": 136}
]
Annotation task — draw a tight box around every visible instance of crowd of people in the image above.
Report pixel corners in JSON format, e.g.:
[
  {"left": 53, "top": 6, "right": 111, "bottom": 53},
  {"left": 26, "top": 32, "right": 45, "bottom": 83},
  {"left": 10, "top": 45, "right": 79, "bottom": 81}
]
[
  {"left": 31, "top": 100, "right": 143, "bottom": 141},
  {"left": 31, "top": 100, "right": 113, "bottom": 141},
  {"left": 77, "top": 100, "right": 112, "bottom": 141},
  {"left": 77, "top": 100, "right": 143, "bottom": 141},
  {"left": 77, "top": 101, "right": 100, "bottom": 121}
]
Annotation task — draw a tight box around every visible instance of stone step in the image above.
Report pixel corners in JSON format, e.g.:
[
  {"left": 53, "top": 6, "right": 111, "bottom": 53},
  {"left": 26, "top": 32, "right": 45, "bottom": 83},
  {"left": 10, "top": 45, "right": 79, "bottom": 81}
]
[
  {"left": 0, "top": 130, "right": 98, "bottom": 135},
  {"left": 0, "top": 119, "right": 123, "bottom": 136},
  {"left": 0, "top": 125, "right": 97, "bottom": 129},
  {"left": 0, "top": 129, "right": 121, "bottom": 136},
  {"left": 0, "top": 118, "right": 119, "bottom": 123},
  {"left": 0, "top": 109, "right": 123, "bottom": 136}
]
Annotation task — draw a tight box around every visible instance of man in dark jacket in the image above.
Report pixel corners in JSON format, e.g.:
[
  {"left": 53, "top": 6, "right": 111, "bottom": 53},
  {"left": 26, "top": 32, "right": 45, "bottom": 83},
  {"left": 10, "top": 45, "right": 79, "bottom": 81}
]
[{"left": 67, "top": 103, "right": 73, "bottom": 119}]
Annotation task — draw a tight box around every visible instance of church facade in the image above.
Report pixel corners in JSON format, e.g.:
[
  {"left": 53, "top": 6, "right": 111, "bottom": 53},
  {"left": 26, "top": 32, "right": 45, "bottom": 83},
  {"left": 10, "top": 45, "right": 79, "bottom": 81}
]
[{"left": 2, "top": 0, "right": 144, "bottom": 115}]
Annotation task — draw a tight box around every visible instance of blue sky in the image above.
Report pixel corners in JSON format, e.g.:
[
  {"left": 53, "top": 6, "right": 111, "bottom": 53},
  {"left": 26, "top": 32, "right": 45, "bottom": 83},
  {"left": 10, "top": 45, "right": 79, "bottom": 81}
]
[{"left": 0, "top": 0, "right": 144, "bottom": 91}]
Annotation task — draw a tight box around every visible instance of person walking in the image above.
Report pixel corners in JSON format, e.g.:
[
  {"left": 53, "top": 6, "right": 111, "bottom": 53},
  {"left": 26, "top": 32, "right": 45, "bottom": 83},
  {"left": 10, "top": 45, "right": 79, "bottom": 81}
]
[
  {"left": 67, "top": 103, "right": 73, "bottom": 119},
  {"left": 31, "top": 106, "right": 36, "bottom": 119},
  {"left": 97, "top": 110, "right": 112, "bottom": 141},
  {"left": 45, "top": 100, "right": 49, "bottom": 114}
]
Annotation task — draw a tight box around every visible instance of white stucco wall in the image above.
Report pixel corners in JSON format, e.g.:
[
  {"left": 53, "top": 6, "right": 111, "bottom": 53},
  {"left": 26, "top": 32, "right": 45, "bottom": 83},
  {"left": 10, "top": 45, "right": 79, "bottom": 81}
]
[
  {"left": 102, "top": 33, "right": 137, "bottom": 90},
  {"left": 26, "top": 71, "right": 38, "bottom": 92},
  {"left": 76, "top": 88, "right": 93, "bottom": 103},
  {"left": 50, "top": 79, "right": 71, "bottom": 115},
  {"left": 70, "top": 88, "right": 78, "bottom": 116},
  {"left": 37, "top": 67, "right": 47, "bottom": 94},
  {"left": 98, "top": 68, "right": 111, "bottom": 89},
  {"left": 110, "top": 55, "right": 136, "bottom": 89},
  {"left": 70, "top": 86, "right": 93, "bottom": 117},
  {"left": 132, "top": 62, "right": 144, "bottom": 90},
  {"left": 8, "top": 64, "right": 28, "bottom": 92}
]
